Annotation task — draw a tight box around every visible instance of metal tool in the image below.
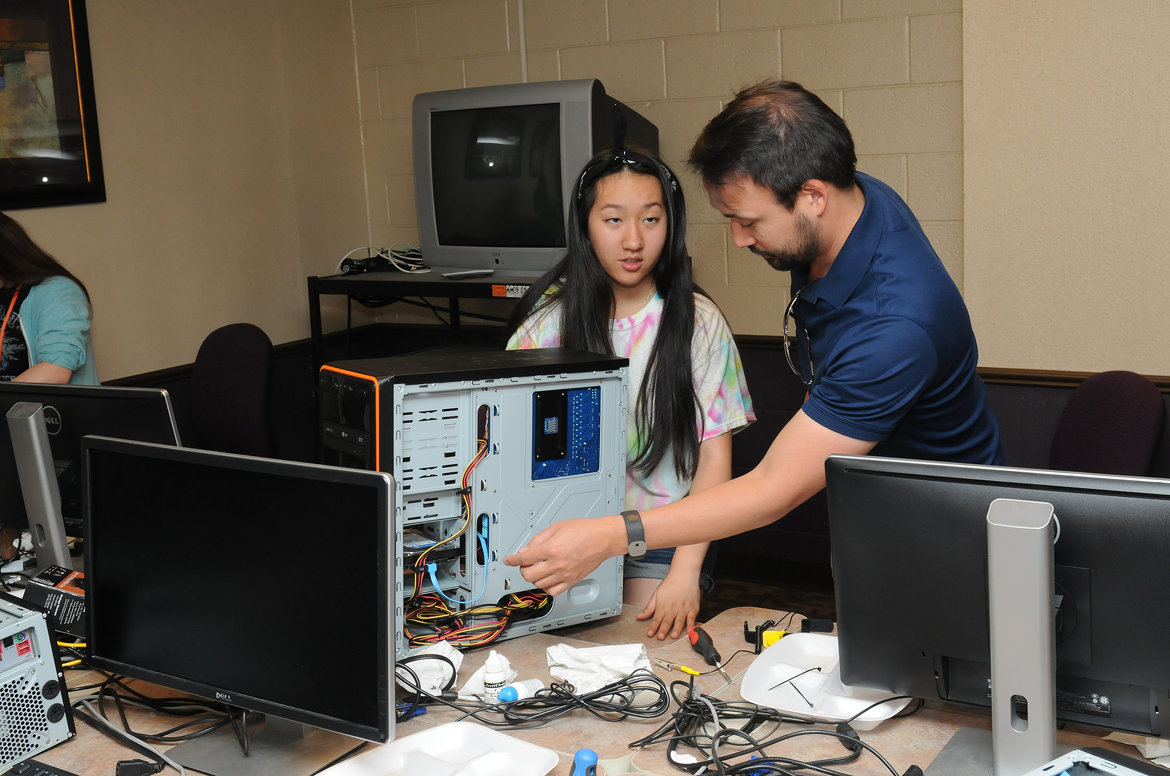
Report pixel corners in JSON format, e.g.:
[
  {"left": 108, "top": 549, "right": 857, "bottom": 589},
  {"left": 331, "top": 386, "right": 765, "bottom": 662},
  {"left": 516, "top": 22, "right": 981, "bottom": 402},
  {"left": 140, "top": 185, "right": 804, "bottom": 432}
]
[{"left": 689, "top": 625, "right": 732, "bottom": 682}]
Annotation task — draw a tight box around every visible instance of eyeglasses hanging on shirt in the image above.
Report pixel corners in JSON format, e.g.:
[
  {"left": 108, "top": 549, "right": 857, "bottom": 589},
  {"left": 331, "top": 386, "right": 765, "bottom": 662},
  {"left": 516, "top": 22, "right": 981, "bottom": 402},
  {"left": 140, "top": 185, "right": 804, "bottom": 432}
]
[{"left": 783, "top": 290, "right": 814, "bottom": 389}]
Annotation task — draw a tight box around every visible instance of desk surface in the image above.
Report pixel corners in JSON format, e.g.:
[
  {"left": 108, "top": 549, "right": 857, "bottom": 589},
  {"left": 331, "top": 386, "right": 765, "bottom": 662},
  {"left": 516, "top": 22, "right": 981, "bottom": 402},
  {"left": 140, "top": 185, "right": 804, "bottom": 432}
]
[{"left": 36, "top": 606, "right": 1153, "bottom": 776}]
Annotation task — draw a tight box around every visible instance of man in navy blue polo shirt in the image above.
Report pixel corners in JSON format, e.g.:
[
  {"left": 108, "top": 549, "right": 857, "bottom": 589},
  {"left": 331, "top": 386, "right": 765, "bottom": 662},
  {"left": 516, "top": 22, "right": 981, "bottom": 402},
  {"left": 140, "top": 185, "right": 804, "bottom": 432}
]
[
  {"left": 751, "top": 172, "right": 1004, "bottom": 465},
  {"left": 506, "top": 80, "right": 1004, "bottom": 600}
]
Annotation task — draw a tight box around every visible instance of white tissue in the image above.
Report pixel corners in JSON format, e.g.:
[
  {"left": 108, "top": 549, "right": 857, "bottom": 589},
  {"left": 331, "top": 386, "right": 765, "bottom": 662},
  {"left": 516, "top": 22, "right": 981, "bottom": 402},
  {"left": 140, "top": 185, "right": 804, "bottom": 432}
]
[
  {"left": 545, "top": 643, "right": 653, "bottom": 694},
  {"left": 397, "top": 641, "right": 463, "bottom": 696}
]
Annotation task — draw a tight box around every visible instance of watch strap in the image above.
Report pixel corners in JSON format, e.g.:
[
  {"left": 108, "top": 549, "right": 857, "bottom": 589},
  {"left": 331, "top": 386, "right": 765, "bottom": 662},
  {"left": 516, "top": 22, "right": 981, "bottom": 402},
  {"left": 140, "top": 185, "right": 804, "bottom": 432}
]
[{"left": 621, "top": 510, "right": 647, "bottom": 558}]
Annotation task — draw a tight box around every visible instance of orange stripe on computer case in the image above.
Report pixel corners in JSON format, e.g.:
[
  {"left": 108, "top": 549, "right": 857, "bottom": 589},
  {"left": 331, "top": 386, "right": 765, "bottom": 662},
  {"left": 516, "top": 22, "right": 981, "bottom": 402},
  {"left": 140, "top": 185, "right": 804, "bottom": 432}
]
[{"left": 319, "top": 364, "right": 382, "bottom": 472}]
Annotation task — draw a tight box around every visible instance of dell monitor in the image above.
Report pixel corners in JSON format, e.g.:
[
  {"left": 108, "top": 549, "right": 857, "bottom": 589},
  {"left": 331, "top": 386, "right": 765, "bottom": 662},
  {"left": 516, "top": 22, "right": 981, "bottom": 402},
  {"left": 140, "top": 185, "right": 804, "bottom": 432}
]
[
  {"left": 412, "top": 78, "right": 659, "bottom": 275},
  {"left": 0, "top": 382, "right": 182, "bottom": 539},
  {"left": 82, "top": 437, "right": 395, "bottom": 776},
  {"left": 825, "top": 454, "right": 1170, "bottom": 746}
]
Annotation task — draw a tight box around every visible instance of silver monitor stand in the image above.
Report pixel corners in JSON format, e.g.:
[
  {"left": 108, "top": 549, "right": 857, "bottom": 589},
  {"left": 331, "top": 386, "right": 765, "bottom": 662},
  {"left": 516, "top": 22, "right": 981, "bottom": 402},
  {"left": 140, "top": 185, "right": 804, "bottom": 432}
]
[
  {"left": 6, "top": 402, "right": 73, "bottom": 572},
  {"left": 926, "top": 498, "right": 1062, "bottom": 775}
]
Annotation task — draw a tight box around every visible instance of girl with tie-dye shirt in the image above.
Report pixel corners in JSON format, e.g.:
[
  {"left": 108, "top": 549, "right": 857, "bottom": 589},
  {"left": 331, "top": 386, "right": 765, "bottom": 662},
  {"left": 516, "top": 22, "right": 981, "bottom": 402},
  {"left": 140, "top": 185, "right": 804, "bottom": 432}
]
[{"left": 504, "top": 149, "right": 754, "bottom": 640}]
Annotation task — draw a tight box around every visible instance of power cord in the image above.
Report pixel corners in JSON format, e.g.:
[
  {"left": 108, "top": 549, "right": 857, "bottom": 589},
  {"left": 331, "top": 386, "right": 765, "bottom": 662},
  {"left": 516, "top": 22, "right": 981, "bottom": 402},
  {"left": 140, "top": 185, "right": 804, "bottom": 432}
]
[
  {"left": 70, "top": 671, "right": 241, "bottom": 776},
  {"left": 335, "top": 245, "right": 428, "bottom": 275},
  {"left": 377, "top": 243, "right": 427, "bottom": 271},
  {"left": 394, "top": 653, "right": 459, "bottom": 722},
  {"left": 114, "top": 760, "right": 165, "bottom": 776},
  {"left": 487, "top": 669, "right": 671, "bottom": 727},
  {"left": 629, "top": 677, "right": 918, "bottom": 776},
  {"left": 72, "top": 699, "right": 186, "bottom": 776},
  {"left": 394, "top": 664, "right": 670, "bottom": 730}
]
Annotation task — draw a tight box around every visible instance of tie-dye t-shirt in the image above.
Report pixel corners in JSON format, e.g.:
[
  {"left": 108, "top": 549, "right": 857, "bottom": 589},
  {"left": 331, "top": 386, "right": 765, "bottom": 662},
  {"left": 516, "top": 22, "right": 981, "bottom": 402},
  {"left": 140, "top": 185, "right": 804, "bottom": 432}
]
[{"left": 506, "top": 292, "right": 755, "bottom": 512}]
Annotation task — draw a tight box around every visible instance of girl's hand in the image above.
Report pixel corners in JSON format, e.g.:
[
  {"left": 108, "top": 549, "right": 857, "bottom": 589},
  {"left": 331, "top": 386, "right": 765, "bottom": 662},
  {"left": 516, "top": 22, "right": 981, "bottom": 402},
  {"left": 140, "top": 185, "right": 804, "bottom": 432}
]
[{"left": 635, "top": 570, "right": 700, "bottom": 640}]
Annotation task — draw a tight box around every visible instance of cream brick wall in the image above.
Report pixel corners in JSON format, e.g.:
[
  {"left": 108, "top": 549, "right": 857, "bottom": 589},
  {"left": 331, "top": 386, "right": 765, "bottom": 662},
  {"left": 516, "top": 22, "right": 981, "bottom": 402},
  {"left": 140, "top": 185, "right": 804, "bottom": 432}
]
[
  {"left": 965, "top": 1, "right": 1170, "bottom": 374},
  {"left": 352, "top": 0, "right": 964, "bottom": 334},
  {"left": 19, "top": 0, "right": 1163, "bottom": 380}
]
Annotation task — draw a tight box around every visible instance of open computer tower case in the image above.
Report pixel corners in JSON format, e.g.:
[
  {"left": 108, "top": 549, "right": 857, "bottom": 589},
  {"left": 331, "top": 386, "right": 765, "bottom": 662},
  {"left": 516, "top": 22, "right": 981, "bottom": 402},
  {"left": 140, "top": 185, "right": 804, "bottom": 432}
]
[{"left": 319, "top": 347, "right": 626, "bottom": 659}]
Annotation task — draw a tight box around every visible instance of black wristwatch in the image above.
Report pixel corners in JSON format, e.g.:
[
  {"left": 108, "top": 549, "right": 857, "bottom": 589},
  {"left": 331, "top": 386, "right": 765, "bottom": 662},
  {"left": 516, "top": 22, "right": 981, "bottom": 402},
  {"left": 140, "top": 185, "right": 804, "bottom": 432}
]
[{"left": 621, "top": 510, "right": 646, "bottom": 558}]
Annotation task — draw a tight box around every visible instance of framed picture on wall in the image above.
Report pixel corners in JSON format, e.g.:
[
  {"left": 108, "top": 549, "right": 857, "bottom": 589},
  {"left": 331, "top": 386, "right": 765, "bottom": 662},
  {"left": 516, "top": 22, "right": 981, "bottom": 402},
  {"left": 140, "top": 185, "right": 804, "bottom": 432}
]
[{"left": 0, "top": 0, "right": 104, "bottom": 210}]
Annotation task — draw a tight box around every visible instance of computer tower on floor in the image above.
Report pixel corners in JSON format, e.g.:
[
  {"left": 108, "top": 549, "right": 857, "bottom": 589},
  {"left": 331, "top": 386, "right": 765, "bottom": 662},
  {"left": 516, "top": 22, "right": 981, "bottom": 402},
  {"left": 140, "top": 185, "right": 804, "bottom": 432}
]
[
  {"left": 319, "top": 347, "right": 627, "bottom": 658},
  {"left": 0, "top": 593, "right": 74, "bottom": 770}
]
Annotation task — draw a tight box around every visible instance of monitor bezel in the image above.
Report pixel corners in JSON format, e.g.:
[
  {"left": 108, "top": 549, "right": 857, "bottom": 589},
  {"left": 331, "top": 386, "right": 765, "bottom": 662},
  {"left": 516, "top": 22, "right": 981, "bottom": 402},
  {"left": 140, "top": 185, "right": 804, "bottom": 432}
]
[{"left": 81, "top": 436, "right": 395, "bottom": 744}]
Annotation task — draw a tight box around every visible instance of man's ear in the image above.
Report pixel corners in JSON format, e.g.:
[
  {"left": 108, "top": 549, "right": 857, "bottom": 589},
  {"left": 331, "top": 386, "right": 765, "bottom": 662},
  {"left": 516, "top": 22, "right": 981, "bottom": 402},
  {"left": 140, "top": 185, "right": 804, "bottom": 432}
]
[{"left": 799, "top": 180, "right": 830, "bottom": 216}]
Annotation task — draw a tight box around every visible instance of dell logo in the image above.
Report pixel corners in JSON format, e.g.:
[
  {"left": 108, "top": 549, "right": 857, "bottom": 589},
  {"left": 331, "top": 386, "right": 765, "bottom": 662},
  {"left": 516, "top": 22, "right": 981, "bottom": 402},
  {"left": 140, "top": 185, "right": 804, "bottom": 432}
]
[
  {"left": 215, "top": 691, "right": 232, "bottom": 702},
  {"left": 42, "top": 406, "right": 63, "bottom": 436}
]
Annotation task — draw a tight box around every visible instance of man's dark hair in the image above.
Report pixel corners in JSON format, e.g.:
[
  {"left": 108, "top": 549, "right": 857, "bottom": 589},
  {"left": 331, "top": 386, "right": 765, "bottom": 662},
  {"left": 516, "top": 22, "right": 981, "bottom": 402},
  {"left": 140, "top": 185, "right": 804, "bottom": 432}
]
[{"left": 688, "top": 80, "right": 857, "bottom": 208}]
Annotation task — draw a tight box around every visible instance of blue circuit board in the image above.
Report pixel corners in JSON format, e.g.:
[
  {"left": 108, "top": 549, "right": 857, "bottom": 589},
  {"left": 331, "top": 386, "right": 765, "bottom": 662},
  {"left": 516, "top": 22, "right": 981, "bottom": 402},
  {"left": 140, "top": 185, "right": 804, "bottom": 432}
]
[{"left": 531, "top": 386, "right": 602, "bottom": 480}]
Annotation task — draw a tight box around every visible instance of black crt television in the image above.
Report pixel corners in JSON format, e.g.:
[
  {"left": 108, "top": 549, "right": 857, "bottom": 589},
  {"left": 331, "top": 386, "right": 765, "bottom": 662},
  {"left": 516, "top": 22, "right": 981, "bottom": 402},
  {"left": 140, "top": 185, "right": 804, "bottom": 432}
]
[
  {"left": 82, "top": 437, "right": 395, "bottom": 776},
  {"left": 412, "top": 78, "right": 659, "bottom": 276},
  {"left": 0, "top": 383, "right": 181, "bottom": 536},
  {"left": 825, "top": 454, "right": 1170, "bottom": 737}
]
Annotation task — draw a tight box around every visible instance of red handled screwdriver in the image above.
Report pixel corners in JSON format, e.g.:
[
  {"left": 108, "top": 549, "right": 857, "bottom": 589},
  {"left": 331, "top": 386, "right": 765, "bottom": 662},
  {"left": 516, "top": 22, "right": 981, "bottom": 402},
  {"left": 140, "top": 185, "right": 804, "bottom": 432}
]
[{"left": 688, "top": 625, "right": 732, "bottom": 682}]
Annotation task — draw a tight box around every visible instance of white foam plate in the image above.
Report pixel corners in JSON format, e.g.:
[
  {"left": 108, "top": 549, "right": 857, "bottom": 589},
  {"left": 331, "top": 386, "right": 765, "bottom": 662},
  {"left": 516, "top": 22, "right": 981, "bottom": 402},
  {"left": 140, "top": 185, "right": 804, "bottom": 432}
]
[
  {"left": 318, "top": 721, "right": 560, "bottom": 776},
  {"left": 739, "top": 632, "right": 912, "bottom": 730}
]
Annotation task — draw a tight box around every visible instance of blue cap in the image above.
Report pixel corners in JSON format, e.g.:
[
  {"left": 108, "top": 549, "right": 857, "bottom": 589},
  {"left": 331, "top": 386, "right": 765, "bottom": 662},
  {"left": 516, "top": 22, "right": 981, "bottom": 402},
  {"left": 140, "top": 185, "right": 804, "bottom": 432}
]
[{"left": 498, "top": 685, "right": 519, "bottom": 702}]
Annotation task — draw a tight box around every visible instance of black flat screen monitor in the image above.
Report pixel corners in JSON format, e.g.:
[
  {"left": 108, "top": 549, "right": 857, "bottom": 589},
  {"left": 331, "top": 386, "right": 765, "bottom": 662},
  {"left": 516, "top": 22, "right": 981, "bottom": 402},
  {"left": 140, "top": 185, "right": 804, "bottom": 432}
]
[
  {"left": 0, "top": 383, "right": 181, "bottom": 535},
  {"left": 825, "top": 454, "right": 1170, "bottom": 737},
  {"left": 82, "top": 437, "right": 395, "bottom": 775}
]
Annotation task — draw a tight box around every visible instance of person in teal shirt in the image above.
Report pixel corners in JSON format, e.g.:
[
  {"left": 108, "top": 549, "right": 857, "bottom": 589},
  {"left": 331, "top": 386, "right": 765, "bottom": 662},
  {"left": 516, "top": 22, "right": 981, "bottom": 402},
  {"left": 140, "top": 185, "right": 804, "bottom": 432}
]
[{"left": 0, "top": 212, "right": 98, "bottom": 385}]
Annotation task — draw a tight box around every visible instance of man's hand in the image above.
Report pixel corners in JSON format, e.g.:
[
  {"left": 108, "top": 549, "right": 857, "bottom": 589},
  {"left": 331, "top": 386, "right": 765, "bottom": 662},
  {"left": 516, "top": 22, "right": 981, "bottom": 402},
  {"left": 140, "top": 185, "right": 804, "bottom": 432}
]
[
  {"left": 504, "top": 515, "right": 624, "bottom": 596},
  {"left": 635, "top": 570, "right": 700, "bottom": 640}
]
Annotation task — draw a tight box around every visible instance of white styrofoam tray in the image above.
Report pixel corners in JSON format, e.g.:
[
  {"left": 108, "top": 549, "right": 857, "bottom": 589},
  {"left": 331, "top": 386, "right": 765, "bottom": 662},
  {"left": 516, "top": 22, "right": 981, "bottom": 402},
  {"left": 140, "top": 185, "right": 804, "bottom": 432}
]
[
  {"left": 739, "top": 632, "right": 912, "bottom": 730},
  {"left": 317, "top": 721, "right": 559, "bottom": 776}
]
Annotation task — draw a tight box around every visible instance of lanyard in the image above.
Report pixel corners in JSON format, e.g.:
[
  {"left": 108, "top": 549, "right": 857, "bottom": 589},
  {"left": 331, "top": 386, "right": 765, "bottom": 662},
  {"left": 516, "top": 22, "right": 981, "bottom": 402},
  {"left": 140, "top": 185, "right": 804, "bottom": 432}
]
[{"left": 0, "top": 285, "right": 22, "bottom": 370}]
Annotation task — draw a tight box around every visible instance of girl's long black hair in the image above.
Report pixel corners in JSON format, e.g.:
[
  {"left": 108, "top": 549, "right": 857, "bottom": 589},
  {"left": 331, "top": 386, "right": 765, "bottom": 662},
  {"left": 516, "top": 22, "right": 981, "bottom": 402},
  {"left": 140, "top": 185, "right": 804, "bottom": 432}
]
[
  {"left": 0, "top": 211, "right": 90, "bottom": 299},
  {"left": 505, "top": 149, "right": 705, "bottom": 481}
]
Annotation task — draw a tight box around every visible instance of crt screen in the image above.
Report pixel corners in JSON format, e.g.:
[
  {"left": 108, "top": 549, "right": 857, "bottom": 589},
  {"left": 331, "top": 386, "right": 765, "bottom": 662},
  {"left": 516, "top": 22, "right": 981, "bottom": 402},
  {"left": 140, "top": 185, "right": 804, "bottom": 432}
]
[{"left": 430, "top": 102, "right": 565, "bottom": 248}]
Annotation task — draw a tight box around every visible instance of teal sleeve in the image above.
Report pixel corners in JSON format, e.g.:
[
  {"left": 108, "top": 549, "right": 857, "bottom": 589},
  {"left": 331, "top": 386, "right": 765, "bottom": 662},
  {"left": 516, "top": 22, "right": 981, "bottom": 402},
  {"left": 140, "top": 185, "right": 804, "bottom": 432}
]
[{"left": 23, "top": 276, "right": 98, "bottom": 383}]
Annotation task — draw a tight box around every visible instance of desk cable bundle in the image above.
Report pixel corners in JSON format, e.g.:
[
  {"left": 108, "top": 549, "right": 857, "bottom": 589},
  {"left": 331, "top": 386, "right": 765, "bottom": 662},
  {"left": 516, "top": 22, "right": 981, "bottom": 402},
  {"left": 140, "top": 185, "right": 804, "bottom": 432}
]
[
  {"left": 393, "top": 652, "right": 670, "bottom": 729},
  {"left": 392, "top": 644, "right": 925, "bottom": 776},
  {"left": 64, "top": 672, "right": 246, "bottom": 776},
  {"left": 335, "top": 245, "right": 427, "bottom": 275},
  {"left": 628, "top": 667, "right": 923, "bottom": 776},
  {"left": 328, "top": 245, "right": 517, "bottom": 329}
]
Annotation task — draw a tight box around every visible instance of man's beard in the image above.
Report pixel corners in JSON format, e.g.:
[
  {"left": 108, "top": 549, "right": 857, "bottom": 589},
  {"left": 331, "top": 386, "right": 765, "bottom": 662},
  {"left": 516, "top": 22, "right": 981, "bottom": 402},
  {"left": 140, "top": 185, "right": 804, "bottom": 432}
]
[{"left": 751, "top": 212, "right": 822, "bottom": 272}]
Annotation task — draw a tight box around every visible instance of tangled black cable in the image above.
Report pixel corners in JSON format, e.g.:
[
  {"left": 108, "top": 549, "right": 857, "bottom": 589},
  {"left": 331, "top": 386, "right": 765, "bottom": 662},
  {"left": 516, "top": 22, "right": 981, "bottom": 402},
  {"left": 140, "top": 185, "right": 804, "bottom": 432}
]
[
  {"left": 394, "top": 660, "right": 670, "bottom": 729},
  {"left": 87, "top": 675, "right": 237, "bottom": 744},
  {"left": 487, "top": 669, "right": 670, "bottom": 727},
  {"left": 395, "top": 652, "right": 459, "bottom": 722},
  {"left": 629, "top": 678, "right": 920, "bottom": 776}
]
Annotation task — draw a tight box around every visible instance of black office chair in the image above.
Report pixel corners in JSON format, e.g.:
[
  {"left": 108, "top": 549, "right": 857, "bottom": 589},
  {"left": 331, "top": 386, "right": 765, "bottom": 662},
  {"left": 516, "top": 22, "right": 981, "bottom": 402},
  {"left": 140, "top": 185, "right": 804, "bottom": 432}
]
[
  {"left": 1048, "top": 370, "right": 1165, "bottom": 476},
  {"left": 187, "top": 322, "right": 276, "bottom": 458}
]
